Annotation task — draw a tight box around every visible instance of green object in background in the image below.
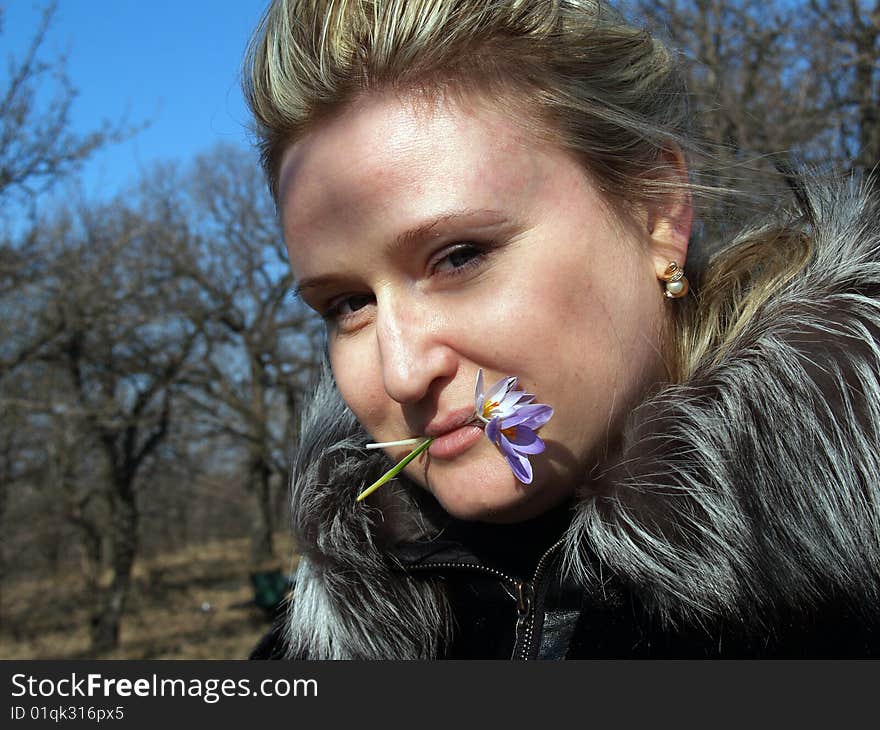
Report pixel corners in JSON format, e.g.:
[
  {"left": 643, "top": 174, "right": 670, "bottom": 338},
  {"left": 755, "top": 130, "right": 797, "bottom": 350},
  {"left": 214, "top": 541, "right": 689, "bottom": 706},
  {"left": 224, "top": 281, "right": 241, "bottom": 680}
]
[{"left": 250, "top": 569, "right": 291, "bottom": 613}]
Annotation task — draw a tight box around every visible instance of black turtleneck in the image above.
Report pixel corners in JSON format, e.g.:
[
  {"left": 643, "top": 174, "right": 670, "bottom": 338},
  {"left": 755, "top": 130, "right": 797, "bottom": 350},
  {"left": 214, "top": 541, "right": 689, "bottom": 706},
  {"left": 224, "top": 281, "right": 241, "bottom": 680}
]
[{"left": 391, "top": 497, "right": 574, "bottom": 580}]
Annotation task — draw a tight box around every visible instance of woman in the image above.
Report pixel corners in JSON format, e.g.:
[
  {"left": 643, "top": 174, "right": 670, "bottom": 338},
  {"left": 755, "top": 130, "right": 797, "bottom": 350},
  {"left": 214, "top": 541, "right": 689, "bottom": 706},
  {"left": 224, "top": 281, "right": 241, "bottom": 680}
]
[{"left": 245, "top": 0, "right": 880, "bottom": 659}]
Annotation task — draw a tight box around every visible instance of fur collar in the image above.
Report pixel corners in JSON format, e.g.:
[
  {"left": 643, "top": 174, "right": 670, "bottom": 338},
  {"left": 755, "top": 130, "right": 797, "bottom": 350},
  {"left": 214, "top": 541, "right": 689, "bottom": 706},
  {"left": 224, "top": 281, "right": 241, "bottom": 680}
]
[{"left": 282, "top": 177, "right": 880, "bottom": 659}]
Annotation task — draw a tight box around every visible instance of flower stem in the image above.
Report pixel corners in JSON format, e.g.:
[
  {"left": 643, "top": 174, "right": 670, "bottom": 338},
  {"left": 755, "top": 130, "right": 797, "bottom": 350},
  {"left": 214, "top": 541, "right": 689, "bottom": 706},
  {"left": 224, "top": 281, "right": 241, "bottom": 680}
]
[
  {"left": 355, "top": 437, "right": 433, "bottom": 502},
  {"left": 365, "top": 437, "right": 422, "bottom": 449}
]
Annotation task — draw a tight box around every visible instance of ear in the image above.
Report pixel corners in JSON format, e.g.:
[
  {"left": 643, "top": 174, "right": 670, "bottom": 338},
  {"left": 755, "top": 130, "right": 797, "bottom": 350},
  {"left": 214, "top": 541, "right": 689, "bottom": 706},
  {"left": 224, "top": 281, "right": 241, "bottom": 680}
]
[{"left": 645, "top": 146, "right": 692, "bottom": 278}]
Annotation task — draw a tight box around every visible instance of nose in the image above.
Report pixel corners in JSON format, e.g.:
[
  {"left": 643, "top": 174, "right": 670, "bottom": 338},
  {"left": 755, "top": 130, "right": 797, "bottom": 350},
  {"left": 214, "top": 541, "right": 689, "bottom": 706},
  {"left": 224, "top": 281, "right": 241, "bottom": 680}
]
[{"left": 375, "top": 291, "right": 456, "bottom": 404}]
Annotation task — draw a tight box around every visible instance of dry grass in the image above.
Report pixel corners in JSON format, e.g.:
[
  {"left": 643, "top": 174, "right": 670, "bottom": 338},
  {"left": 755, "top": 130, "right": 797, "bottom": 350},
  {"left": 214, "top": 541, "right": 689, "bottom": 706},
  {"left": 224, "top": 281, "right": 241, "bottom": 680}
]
[{"left": 0, "top": 533, "right": 299, "bottom": 660}]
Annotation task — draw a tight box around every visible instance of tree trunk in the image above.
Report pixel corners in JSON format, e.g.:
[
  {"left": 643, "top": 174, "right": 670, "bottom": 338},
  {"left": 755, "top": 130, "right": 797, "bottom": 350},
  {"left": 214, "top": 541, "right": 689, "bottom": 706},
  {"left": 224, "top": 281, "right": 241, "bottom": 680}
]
[
  {"left": 854, "top": 32, "right": 879, "bottom": 173},
  {"left": 72, "top": 513, "right": 105, "bottom": 593},
  {"left": 249, "top": 456, "right": 275, "bottom": 567},
  {"left": 0, "top": 473, "right": 7, "bottom": 628},
  {"left": 90, "top": 483, "right": 138, "bottom": 654}
]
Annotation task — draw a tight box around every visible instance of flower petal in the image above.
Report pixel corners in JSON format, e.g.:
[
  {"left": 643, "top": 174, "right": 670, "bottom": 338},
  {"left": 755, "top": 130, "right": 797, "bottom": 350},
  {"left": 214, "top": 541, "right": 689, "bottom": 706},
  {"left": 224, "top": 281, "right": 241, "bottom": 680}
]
[
  {"left": 505, "top": 426, "right": 545, "bottom": 455},
  {"left": 505, "top": 448, "right": 533, "bottom": 484},
  {"left": 485, "top": 375, "right": 517, "bottom": 405},
  {"left": 497, "top": 388, "right": 525, "bottom": 408},
  {"left": 492, "top": 390, "right": 525, "bottom": 418},
  {"left": 474, "top": 369, "right": 485, "bottom": 414},
  {"left": 489, "top": 421, "right": 536, "bottom": 484},
  {"left": 493, "top": 426, "right": 518, "bottom": 463},
  {"left": 501, "top": 404, "right": 554, "bottom": 430},
  {"left": 485, "top": 416, "right": 502, "bottom": 444}
]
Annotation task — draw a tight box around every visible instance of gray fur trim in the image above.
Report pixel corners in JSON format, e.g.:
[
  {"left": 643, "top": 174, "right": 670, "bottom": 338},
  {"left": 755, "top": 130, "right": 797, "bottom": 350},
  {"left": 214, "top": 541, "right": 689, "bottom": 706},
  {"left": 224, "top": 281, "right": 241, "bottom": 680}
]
[
  {"left": 286, "top": 177, "right": 880, "bottom": 656},
  {"left": 564, "top": 176, "right": 880, "bottom": 629}
]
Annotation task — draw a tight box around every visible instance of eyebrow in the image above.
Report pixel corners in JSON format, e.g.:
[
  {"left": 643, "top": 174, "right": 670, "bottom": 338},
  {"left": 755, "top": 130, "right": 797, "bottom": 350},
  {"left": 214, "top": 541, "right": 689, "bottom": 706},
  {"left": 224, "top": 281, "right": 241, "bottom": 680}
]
[{"left": 293, "top": 207, "right": 506, "bottom": 297}]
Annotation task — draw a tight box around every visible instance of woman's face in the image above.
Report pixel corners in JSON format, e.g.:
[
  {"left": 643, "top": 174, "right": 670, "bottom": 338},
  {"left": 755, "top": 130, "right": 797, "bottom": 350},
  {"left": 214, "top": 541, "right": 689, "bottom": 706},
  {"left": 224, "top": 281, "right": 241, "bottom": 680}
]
[{"left": 279, "top": 90, "right": 687, "bottom": 523}]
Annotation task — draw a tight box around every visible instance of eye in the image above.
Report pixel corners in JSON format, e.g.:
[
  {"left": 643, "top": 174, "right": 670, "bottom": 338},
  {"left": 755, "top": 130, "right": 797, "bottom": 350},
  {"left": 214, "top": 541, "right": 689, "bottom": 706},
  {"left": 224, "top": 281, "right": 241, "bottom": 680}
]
[
  {"left": 324, "top": 293, "right": 375, "bottom": 322},
  {"left": 431, "top": 243, "right": 487, "bottom": 276}
]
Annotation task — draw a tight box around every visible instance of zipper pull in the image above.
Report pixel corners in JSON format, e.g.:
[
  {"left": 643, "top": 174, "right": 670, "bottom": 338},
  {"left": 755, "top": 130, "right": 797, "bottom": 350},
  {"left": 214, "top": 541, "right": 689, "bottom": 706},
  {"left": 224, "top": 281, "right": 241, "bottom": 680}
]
[
  {"left": 515, "top": 580, "right": 533, "bottom": 620},
  {"left": 515, "top": 580, "right": 533, "bottom": 615},
  {"left": 513, "top": 580, "right": 535, "bottom": 659}
]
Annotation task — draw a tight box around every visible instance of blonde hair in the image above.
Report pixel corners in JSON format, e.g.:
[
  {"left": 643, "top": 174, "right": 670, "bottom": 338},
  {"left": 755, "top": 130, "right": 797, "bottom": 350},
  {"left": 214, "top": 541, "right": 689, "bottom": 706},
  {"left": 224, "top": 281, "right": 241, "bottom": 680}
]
[{"left": 243, "top": 0, "right": 812, "bottom": 381}]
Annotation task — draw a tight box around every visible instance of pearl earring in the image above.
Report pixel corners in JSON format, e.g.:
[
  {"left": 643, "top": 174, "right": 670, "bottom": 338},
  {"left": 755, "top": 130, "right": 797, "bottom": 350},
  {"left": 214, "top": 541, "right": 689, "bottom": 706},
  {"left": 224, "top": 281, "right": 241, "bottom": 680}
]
[{"left": 661, "top": 261, "right": 689, "bottom": 298}]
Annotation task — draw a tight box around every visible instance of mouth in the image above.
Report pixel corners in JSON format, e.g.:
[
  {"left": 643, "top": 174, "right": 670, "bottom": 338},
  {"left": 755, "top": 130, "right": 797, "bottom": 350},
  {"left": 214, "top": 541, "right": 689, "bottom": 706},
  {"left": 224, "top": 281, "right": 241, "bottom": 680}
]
[
  {"left": 427, "top": 424, "right": 483, "bottom": 460},
  {"left": 422, "top": 406, "right": 484, "bottom": 460},
  {"left": 423, "top": 406, "right": 478, "bottom": 438}
]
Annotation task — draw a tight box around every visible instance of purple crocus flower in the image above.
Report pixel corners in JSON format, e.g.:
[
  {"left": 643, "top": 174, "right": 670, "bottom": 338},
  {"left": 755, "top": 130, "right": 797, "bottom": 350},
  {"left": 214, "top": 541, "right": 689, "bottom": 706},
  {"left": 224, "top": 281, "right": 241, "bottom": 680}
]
[{"left": 474, "top": 370, "right": 553, "bottom": 484}]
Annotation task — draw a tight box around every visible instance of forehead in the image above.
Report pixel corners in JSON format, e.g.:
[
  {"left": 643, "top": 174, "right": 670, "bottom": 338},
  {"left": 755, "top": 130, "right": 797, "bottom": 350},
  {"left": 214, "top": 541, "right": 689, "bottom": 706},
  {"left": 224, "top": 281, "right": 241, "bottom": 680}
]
[{"left": 276, "top": 91, "right": 563, "bottom": 264}]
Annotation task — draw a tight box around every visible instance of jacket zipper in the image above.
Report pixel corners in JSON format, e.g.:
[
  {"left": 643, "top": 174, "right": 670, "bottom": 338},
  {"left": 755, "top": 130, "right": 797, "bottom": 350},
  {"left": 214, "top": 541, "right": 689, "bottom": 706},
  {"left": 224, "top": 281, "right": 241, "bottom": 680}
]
[
  {"left": 513, "top": 538, "right": 565, "bottom": 661},
  {"left": 407, "top": 537, "right": 565, "bottom": 661}
]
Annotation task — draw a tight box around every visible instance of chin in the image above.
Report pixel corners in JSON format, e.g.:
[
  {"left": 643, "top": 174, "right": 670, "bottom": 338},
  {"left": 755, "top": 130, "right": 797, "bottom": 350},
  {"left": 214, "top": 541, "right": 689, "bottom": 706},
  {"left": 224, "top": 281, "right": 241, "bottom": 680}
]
[{"left": 424, "top": 457, "right": 563, "bottom": 524}]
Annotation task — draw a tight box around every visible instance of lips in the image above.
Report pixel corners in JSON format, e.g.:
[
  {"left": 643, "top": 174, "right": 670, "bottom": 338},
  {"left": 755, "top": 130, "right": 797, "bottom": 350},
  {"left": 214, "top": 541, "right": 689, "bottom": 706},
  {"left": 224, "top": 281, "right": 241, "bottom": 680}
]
[
  {"left": 421, "top": 407, "right": 483, "bottom": 460},
  {"left": 422, "top": 407, "right": 477, "bottom": 438},
  {"left": 428, "top": 424, "right": 483, "bottom": 459}
]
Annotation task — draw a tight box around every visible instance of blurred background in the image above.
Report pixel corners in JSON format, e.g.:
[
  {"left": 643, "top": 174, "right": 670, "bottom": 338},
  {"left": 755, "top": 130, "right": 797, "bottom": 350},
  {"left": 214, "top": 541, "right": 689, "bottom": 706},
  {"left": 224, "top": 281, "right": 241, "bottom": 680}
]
[{"left": 1, "top": 0, "right": 877, "bottom": 659}]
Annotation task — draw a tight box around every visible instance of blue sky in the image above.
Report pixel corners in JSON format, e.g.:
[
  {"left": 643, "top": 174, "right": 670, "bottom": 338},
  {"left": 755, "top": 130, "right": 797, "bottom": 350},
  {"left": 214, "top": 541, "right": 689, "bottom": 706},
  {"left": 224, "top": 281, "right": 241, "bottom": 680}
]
[{"left": 3, "top": 0, "right": 270, "bottom": 213}]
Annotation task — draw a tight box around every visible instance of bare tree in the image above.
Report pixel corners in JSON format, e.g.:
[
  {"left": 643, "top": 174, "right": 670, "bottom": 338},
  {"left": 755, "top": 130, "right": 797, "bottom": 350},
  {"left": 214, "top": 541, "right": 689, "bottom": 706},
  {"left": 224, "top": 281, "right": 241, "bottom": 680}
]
[
  {"left": 0, "top": 2, "right": 130, "bottom": 209},
  {"left": 169, "top": 144, "right": 322, "bottom": 567},
  {"left": 0, "top": 6, "right": 133, "bottom": 631},
  {"left": 0, "top": 0, "right": 136, "bottom": 386},
  {"left": 801, "top": 0, "right": 880, "bottom": 173},
  {"left": 637, "top": 0, "right": 879, "bottom": 178},
  {"left": 19, "top": 202, "right": 206, "bottom": 652},
  {"left": 1, "top": 145, "right": 321, "bottom": 654}
]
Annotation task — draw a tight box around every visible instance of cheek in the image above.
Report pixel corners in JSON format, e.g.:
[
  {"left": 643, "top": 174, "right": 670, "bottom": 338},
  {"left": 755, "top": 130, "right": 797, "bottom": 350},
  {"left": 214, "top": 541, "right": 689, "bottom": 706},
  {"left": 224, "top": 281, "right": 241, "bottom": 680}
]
[
  {"left": 329, "top": 342, "right": 387, "bottom": 430},
  {"left": 476, "top": 257, "right": 591, "bottom": 367},
  {"left": 477, "top": 245, "right": 659, "bottom": 432}
]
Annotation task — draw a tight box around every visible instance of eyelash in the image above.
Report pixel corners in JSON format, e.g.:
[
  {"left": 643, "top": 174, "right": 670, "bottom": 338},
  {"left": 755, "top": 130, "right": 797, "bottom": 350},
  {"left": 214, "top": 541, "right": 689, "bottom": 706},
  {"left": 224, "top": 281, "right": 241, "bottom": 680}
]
[
  {"left": 322, "top": 293, "right": 374, "bottom": 323},
  {"left": 429, "top": 242, "right": 488, "bottom": 278},
  {"left": 321, "top": 242, "right": 490, "bottom": 324}
]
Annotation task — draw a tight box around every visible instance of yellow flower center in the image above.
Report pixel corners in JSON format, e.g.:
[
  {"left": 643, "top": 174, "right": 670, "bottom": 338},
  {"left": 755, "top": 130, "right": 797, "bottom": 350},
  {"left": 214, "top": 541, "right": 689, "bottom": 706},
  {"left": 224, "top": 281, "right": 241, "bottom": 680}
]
[
  {"left": 501, "top": 426, "right": 517, "bottom": 440},
  {"left": 483, "top": 400, "right": 500, "bottom": 418}
]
